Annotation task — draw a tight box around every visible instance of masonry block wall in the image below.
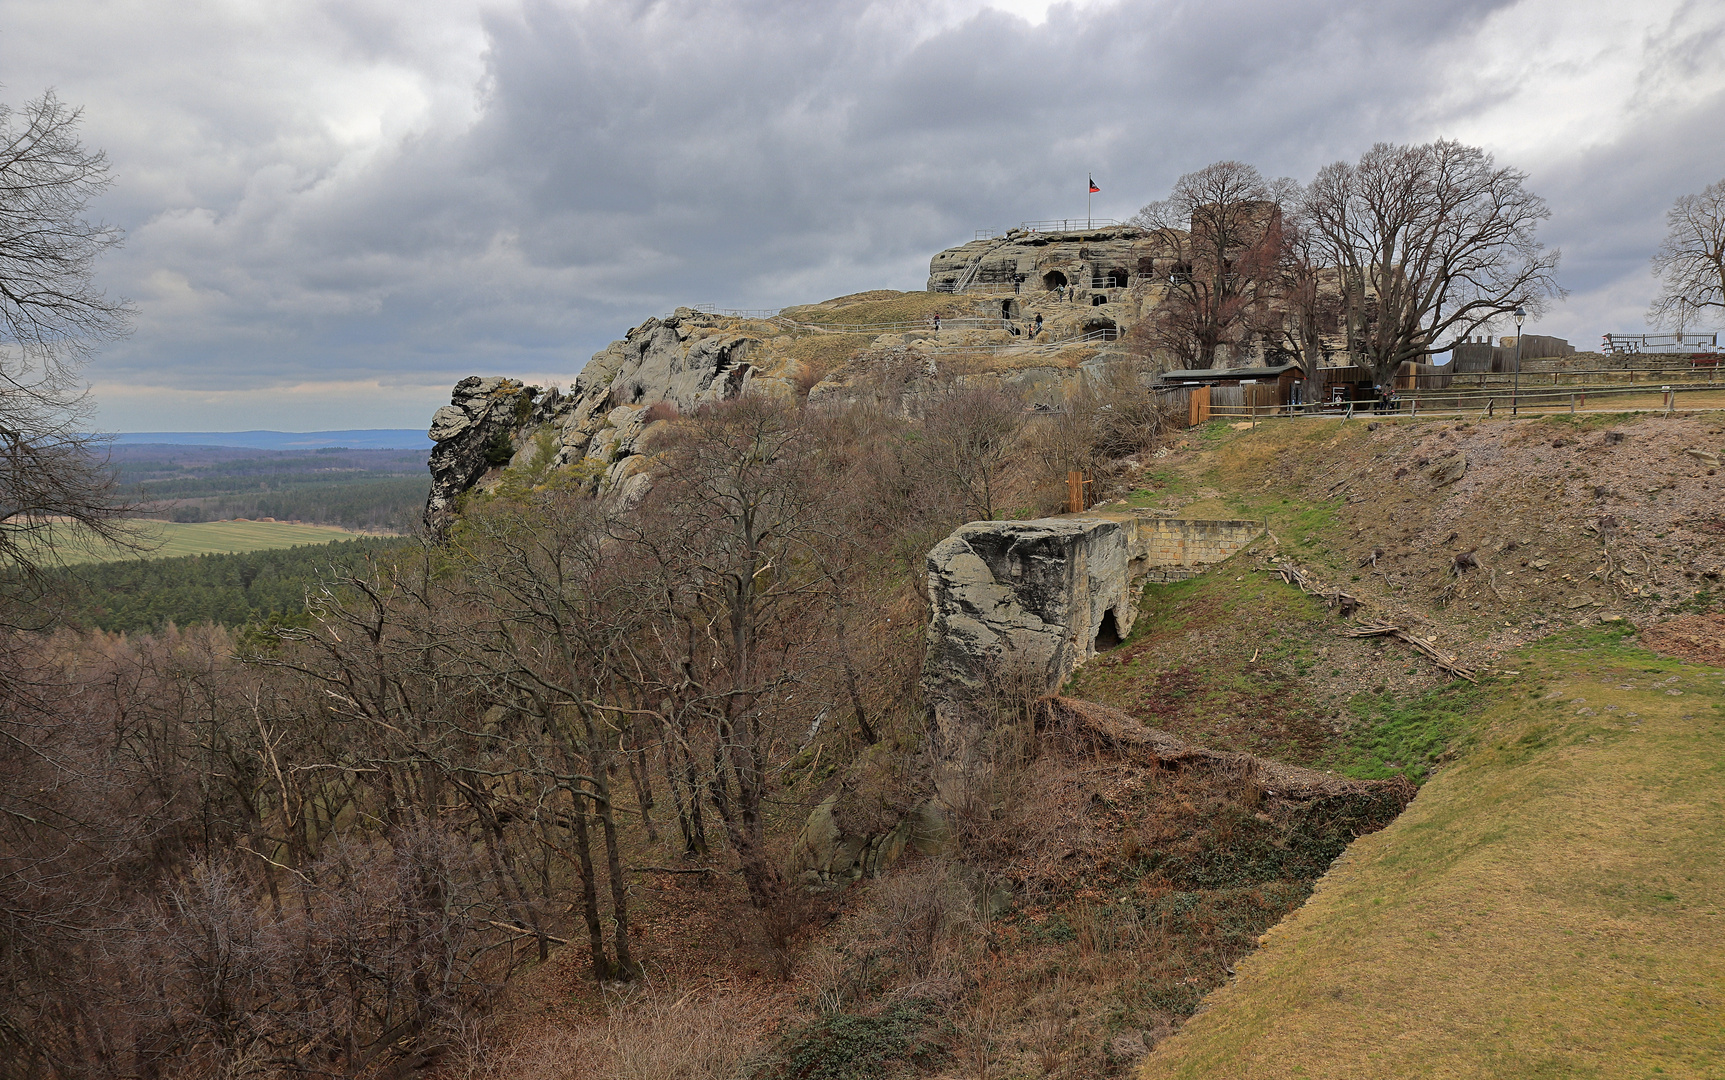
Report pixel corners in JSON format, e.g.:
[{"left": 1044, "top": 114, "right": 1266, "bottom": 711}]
[{"left": 1136, "top": 517, "right": 1265, "bottom": 570}]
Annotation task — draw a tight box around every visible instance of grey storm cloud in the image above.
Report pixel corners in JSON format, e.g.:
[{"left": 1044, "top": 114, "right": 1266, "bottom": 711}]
[{"left": 0, "top": 0, "right": 1719, "bottom": 429}]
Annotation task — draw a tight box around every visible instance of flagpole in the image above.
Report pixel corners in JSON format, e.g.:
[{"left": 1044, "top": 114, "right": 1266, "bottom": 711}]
[{"left": 1087, "top": 174, "right": 1091, "bottom": 229}]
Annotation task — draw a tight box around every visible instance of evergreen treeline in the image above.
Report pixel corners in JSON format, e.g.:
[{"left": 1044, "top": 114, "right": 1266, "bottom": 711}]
[{"left": 47, "top": 536, "right": 408, "bottom": 633}]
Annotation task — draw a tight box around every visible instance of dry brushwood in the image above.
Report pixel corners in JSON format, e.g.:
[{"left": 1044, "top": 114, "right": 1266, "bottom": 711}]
[
  {"left": 1583, "top": 514, "right": 1655, "bottom": 596},
  {"left": 1267, "top": 560, "right": 1361, "bottom": 616},
  {"left": 1436, "top": 547, "right": 1489, "bottom": 606},
  {"left": 1341, "top": 622, "right": 1476, "bottom": 682}
]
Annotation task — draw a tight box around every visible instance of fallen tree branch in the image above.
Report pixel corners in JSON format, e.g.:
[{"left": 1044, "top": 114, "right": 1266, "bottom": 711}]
[
  {"left": 480, "top": 919, "right": 572, "bottom": 946},
  {"left": 1341, "top": 622, "right": 1477, "bottom": 682}
]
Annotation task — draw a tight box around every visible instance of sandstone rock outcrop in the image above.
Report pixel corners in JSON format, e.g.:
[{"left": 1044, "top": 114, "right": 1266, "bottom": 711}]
[
  {"left": 786, "top": 794, "right": 951, "bottom": 889},
  {"left": 926, "top": 225, "right": 1162, "bottom": 299},
  {"left": 418, "top": 223, "right": 1328, "bottom": 522},
  {"left": 420, "top": 309, "right": 802, "bottom": 529},
  {"left": 424, "top": 376, "right": 544, "bottom": 533},
  {"left": 921, "top": 512, "right": 1265, "bottom": 707}
]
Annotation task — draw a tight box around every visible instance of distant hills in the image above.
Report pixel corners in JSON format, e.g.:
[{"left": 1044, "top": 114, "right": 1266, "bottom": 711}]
[{"left": 113, "top": 430, "right": 432, "bottom": 450}]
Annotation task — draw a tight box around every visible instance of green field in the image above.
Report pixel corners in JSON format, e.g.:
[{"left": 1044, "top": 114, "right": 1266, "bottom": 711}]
[{"left": 49, "top": 520, "right": 396, "bottom": 564}]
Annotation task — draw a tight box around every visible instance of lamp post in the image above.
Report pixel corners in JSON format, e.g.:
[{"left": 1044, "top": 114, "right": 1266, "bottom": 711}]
[{"left": 1511, "top": 306, "right": 1526, "bottom": 416}]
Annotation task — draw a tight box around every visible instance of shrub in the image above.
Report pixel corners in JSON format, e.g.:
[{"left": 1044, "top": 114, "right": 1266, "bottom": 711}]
[{"left": 755, "top": 1000, "right": 945, "bottom": 1080}]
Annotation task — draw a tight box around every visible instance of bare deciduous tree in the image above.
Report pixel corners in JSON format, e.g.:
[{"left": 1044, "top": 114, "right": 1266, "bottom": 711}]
[
  {"left": 1302, "top": 139, "right": 1562, "bottom": 383},
  {"left": 1649, "top": 177, "right": 1725, "bottom": 331},
  {"left": 915, "top": 385, "right": 1025, "bottom": 522},
  {"left": 1130, "top": 161, "right": 1295, "bottom": 369},
  {"left": 629, "top": 397, "right": 831, "bottom": 908},
  {"left": 1253, "top": 211, "right": 1341, "bottom": 370},
  {"left": 0, "top": 91, "right": 135, "bottom": 592}
]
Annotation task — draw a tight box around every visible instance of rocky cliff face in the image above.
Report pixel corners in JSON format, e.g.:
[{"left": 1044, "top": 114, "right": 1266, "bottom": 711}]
[
  {"left": 421, "top": 282, "right": 1148, "bottom": 526},
  {"left": 421, "top": 309, "right": 802, "bottom": 531},
  {"left": 424, "top": 376, "right": 545, "bottom": 533}
]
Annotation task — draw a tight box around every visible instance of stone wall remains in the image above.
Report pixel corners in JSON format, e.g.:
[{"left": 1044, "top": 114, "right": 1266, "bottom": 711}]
[{"left": 921, "top": 512, "right": 1263, "bottom": 708}]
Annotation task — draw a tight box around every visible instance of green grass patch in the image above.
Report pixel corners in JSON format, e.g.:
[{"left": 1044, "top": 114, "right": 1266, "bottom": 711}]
[
  {"left": 1328, "top": 681, "right": 1489, "bottom": 781},
  {"left": 754, "top": 1000, "right": 946, "bottom": 1080}
]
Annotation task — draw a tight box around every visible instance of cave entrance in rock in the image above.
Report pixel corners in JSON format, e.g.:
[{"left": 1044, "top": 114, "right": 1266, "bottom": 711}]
[
  {"left": 1105, "top": 267, "right": 1129, "bottom": 288},
  {"left": 1094, "top": 608, "right": 1122, "bottom": 651},
  {"left": 1001, "top": 299, "right": 1020, "bottom": 320},
  {"left": 1091, "top": 294, "right": 1106, "bottom": 307},
  {"left": 1042, "top": 270, "right": 1068, "bottom": 291},
  {"left": 1083, "top": 318, "right": 1119, "bottom": 341}
]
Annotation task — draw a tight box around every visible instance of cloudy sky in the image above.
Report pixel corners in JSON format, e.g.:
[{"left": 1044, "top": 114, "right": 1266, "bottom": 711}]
[{"left": 3, "top": 0, "right": 1722, "bottom": 432}]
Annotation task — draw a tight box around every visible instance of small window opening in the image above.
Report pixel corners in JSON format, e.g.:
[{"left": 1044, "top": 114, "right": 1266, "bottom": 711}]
[{"left": 1092, "top": 294, "right": 1106, "bottom": 307}]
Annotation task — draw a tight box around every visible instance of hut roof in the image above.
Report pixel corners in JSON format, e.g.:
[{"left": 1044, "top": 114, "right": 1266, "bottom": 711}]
[{"left": 1158, "top": 363, "right": 1305, "bottom": 383}]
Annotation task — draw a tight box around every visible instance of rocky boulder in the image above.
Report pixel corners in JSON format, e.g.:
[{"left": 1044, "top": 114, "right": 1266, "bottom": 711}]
[
  {"left": 923, "top": 516, "right": 1146, "bottom": 707},
  {"left": 922, "top": 512, "right": 1266, "bottom": 709}
]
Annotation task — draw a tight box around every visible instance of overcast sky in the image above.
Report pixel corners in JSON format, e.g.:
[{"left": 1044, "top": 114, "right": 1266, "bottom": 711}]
[{"left": 3, "top": 0, "right": 1722, "bottom": 432}]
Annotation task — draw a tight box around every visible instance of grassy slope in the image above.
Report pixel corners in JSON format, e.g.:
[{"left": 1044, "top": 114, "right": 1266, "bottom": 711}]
[
  {"left": 1140, "top": 623, "right": 1725, "bottom": 1079},
  {"left": 51, "top": 520, "right": 387, "bottom": 564}
]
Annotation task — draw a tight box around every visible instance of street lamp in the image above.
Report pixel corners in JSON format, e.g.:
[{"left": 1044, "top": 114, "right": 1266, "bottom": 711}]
[{"left": 1511, "top": 306, "right": 1527, "bottom": 416}]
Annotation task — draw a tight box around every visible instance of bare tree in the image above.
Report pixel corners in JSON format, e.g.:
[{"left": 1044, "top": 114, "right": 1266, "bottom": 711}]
[
  {"left": 915, "top": 385, "right": 1025, "bottom": 522},
  {"left": 1130, "top": 162, "right": 1294, "bottom": 369},
  {"left": 1302, "top": 140, "right": 1562, "bottom": 383},
  {"left": 1253, "top": 211, "right": 1341, "bottom": 370},
  {"left": 1649, "top": 177, "right": 1725, "bottom": 330},
  {"left": 442, "top": 495, "right": 646, "bottom": 980},
  {"left": 0, "top": 91, "right": 135, "bottom": 591},
  {"left": 627, "top": 397, "right": 831, "bottom": 908}
]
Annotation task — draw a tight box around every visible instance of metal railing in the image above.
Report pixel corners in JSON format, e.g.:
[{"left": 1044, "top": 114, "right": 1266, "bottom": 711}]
[
  {"left": 1397, "top": 361, "right": 1722, "bottom": 390},
  {"left": 1602, "top": 332, "right": 1718, "bottom": 353},
  {"left": 1206, "top": 380, "right": 1725, "bottom": 421},
  {"left": 1018, "top": 218, "right": 1126, "bottom": 232},
  {"left": 971, "top": 218, "right": 1130, "bottom": 241},
  {"left": 933, "top": 280, "right": 1029, "bottom": 295},
  {"left": 917, "top": 327, "right": 1121, "bottom": 355},
  {"left": 660, "top": 304, "right": 784, "bottom": 320},
  {"left": 772, "top": 315, "right": 1015, "bottom": 334}
]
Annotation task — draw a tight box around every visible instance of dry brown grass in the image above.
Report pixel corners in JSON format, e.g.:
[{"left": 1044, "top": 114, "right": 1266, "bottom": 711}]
[
  {"left": 473, "top": 990, "right": 766, "bottom": 1080},
  {"left": 1641, "top": 612, "right": 1725, "bottom": 665},
  {"left": 1140, "top": 626, "right": 1725, "bottom": 1079},
  {"left": 781, "top": 291, "right": 979, "bottom": 326}
]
